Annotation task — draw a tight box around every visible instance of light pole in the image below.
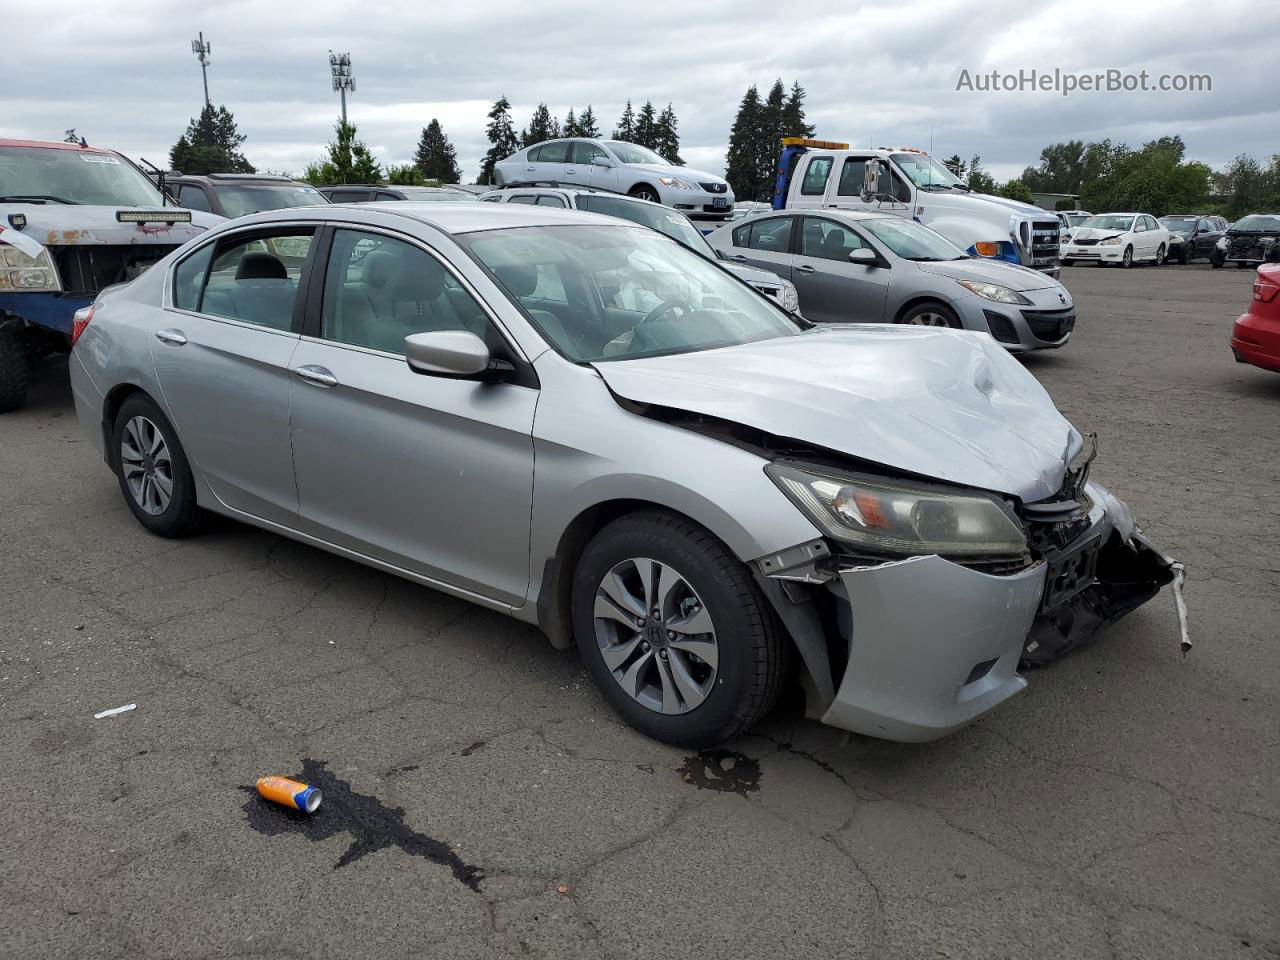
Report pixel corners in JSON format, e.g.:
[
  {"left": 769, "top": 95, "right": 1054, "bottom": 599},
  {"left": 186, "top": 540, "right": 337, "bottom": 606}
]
[
  {"left": 329, "top": 52, "right": 355, "bottom": 125},
  {"left": 190, "top": 32, "right": 211, "bottom": 107}
]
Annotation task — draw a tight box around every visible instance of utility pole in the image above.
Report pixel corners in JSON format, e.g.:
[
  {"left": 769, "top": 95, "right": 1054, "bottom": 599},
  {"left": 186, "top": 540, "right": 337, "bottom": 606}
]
[
  {"left": 329, "top": 51, "right": 355, "bottom": 125},
  {"left": 190, "top": 32, "right": 211, "bottom": 107}
]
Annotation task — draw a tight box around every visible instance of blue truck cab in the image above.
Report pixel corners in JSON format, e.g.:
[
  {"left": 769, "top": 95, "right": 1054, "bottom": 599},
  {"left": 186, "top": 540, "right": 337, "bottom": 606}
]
[{"left": 0, "top": 138, "right": 221, "bottom": 411}]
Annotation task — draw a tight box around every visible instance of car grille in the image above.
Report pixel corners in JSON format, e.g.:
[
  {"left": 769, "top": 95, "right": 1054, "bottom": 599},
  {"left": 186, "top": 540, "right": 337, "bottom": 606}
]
[
  {"left": 700, "top": 182, "right": 727, "bottom": 194},
  {"left": 1072, "top": 238, "right": 1100, "bottom": 247},
  {"left": 48, "top": 243, "right": 175, "bottom": 296},
  {"left": 1226, "top": 235, "right": 1279, "bottom": 260},
  {"left": 1020, "top": 307, "right": 1075, "bottom": 341},
  {"left": 1020, "top": 219, "right": 1061, "bottom": 269}
]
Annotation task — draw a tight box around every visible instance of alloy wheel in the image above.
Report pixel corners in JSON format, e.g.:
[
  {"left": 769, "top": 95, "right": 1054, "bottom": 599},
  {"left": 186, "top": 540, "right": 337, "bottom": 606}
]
[
  {"left": 120, "top": 415, "right": 173, "bottom": 516},
  {"left": 592, "top": 556, "right": 719, "bottom": 715},
  {"left": 906, "top": 311, "right": 952, "bottom": 327}
]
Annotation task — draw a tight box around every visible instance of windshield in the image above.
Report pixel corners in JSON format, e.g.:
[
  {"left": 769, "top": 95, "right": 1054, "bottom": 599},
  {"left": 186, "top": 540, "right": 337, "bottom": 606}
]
[
  {"left": 460, "top": 225, "right": 798, "bottom": 362},
  {"left": 1232, "top": 215, "right": 1280, "bottom": 233},
  {"left": 212, "top": 183, "right": 328, "bottom": 218},
  {"left": 603, "top": 141, "right": 671, "bottom": 166},
  {"left": 576, "top": 195, "right": 714, "bottom": 257},
  {"left": 0, "top": 145, "right": 163, "bottom": 206},
  {"left": 394, "top": 187, "right": 472, "bottom": 201},
  {"left": 891, "top": 153, "right": 964, "bottom": 190},
  {"left": 1160, "top": 217, "right": 1197, "bottom": 235},
  {"left": 1066, "top": 214, "right": 1090, "bottom": 227},
  {"left": 1082, "top": 215, "right": 1135, "bottom": 232},
  {"left": 860, "top": 217, "right": 966, "bottom": 261}
]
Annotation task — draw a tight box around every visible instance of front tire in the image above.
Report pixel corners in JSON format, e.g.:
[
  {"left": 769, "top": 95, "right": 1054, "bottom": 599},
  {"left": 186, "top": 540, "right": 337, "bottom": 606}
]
[
  {"left": 571, "top": 511, "right": 785, "bottom": 746},
  {"left": 111, "top": 394, "right": 202, "bottom": 537},
  {"left": 1121, "top": 245, "right": 1134, "bottom": 268},
  {"left": 898, "top": 302, "right": 961, "bottom": 329},
  {"left": 1155, "top": 244, "right": 1166, "bottom": 266},
  {"left": 629, "top": 184, "right": 661, "bottom": 204},
  {"left": 0, "top": 325, "right": 29, "bottom": 413}
]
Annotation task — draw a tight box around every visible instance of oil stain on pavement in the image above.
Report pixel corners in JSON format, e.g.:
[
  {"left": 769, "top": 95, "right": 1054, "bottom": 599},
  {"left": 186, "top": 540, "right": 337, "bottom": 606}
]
[
  {"left": 677, "top": 750, "right": 761, "bottom": 797},
  {"left": 241, "top": 758, "right": 484, "bottom": 892}
]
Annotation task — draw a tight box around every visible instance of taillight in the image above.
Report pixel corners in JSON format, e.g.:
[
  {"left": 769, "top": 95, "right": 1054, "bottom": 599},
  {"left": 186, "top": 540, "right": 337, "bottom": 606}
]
[
  {"left": 1254, "top": 281, "right": 1278, "bottom": 303},
  {"left": 71, "top": 303, "right": 95, "bottom": 345}
]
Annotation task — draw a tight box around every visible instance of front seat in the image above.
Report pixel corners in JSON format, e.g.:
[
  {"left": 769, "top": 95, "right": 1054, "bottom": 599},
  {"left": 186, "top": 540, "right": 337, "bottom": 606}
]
[
  {"left": 494, "top": 265, "right": 582, "bottom": 354},
  {"left": 233, "top": 252, "right": 294, "bottom": 329}
]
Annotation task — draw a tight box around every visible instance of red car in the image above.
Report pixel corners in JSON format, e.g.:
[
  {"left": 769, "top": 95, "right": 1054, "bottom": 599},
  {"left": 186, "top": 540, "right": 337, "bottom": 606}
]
[{"left": 1232, "top": 263, "right": 1280, "bottom": 373}]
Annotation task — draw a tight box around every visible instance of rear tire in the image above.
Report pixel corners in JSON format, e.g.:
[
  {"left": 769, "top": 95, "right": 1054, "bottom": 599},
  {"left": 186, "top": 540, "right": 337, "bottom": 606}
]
[
  {"left": 0, "top": 325, "right": 29, "bottom": 413},
  {"left": 111, "top": 394, "right": 203, "bottom": 538},
  {"left": 898, "top": 302, "right": 962, "bottom": 329},
  {"left": 571, "top": 511, "right": 785, "bottom": 747}
]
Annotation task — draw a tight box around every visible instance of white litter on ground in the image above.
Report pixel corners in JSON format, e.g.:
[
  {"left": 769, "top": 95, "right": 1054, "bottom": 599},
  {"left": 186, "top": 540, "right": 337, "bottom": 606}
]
[{"left": 94, "top": 703, "right": 136, "bottom": 719}]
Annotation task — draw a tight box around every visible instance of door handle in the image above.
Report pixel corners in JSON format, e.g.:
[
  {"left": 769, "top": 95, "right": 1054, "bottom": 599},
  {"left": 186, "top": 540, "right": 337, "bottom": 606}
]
[
  {"left": 728, "top": 254, "right": 747, "bottom": 262},
  {"left": 155, "top": 328, "right": 187, "bottom": 345},
  {"left": 796, "top": 265, "right": 817, "bottom": 274},
  {"left": 293, "top": 365, "right": 338, "bottom": 388}
]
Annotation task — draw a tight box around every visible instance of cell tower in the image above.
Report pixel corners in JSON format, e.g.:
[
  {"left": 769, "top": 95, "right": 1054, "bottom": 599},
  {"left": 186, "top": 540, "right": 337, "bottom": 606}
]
[
  {"left": 329, "top": 52, "right": 356, "bottom": 124},
  {"left": 191, "top": 32, "right": 212, "bottom": 106}
]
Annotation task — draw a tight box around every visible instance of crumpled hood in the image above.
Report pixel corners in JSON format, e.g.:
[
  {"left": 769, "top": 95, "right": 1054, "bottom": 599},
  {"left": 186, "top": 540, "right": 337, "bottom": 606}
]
[
  {"left": 594, "top": 326, "right": 1079, "bottom": 501},
  {"left": 720, "top": 260, "right": 782, "bottom": 287},
  {"left": 0, "top": 204, "right": 222, "bottom": 249},
  {"left": 1069, "top": 227, "right": 1125, "bottom": 242},
  {"left": 917, "top": 257, "right": 1059, "bottom": 292},
  {"left": 628, "top": 163, "right": 725, "bottom": 185}
]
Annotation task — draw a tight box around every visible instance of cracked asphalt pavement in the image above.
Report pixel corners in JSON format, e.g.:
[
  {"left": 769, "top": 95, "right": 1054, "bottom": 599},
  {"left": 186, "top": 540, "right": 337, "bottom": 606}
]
[{"left": 2, "top": 263, "right": 1277, "bottom": 959}]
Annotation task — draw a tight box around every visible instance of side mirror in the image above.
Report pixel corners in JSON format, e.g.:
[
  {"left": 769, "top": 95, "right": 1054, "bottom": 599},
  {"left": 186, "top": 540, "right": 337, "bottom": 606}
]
[
  {"left": 848, "top": 247, "right": 878, "bottom": 265},
  {"left": 861, "top": 159, "right": 884, "bottom": 202},
  {"left": 404, "top": 330, "right": 493, "bottom": 378},
  {"left": 591, "top": 156, "right": 615, "bottom": 168},
  {"left": 714, "top": 248, "right": 727, "bottom": 260}
]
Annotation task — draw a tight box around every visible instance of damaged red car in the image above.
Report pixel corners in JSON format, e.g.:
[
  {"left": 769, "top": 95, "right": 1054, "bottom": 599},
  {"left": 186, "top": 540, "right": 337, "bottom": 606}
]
[{"left": 1232, "top": 263, "right": 1280, "bottom": 374}]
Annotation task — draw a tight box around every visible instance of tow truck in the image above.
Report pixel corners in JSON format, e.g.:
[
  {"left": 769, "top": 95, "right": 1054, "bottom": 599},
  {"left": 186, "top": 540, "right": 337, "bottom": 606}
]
[
  {"left": 769, "top": 138, "right": 1062, "bottom": 277},
  {"left": 0, "top": 138, "right": 221, "bottom": 411}
]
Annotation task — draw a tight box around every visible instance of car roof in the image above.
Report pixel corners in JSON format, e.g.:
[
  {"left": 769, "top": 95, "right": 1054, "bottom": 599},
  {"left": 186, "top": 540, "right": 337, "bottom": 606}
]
[
  {"left": 232, "top": 200, "right": 625, "bottom": 235},
  {"left": 174, "top": 174, "right": 303, "bottom": 184},
  {"left": 0, "top": 138, "right": 121, "bottom": 157}
]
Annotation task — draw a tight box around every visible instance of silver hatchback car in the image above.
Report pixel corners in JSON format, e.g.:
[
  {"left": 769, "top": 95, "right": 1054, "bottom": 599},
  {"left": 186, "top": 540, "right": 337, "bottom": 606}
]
[
  {"left": 706, "top": 210, "right": 1075, "bottom": 351},
  {"left": 69, "top": 203, "right": 1179, "bottom": 745}
]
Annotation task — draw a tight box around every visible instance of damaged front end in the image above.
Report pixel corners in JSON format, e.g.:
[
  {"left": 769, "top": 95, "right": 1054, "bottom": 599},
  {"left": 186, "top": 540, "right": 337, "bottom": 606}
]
[{"left": 753, "top": 464, "right": 1185, "bottom": 743}]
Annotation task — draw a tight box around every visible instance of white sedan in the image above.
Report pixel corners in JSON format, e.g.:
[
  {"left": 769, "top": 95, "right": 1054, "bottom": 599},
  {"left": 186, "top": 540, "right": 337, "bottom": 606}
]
[{"left": 1061, "top": 213, "right": 1170, "bottom": 268}]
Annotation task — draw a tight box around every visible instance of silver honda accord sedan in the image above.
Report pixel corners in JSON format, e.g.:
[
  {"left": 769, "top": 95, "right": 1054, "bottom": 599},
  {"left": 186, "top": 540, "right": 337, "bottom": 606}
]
[{"left": 68, "top": 202, "right": 1180, "bottom": 745}]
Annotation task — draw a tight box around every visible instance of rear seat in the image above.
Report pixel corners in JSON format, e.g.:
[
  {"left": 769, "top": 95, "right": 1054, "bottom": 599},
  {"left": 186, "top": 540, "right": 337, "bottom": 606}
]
[{"left": 202, "top": 252, "right": 298, "bottom": 330}]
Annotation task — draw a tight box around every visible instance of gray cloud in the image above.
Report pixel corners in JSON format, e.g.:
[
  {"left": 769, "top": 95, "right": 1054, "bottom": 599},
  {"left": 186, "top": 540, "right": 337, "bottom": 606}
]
[{"left": 4, "top": 0, "right": 1275, "bottom": 182}]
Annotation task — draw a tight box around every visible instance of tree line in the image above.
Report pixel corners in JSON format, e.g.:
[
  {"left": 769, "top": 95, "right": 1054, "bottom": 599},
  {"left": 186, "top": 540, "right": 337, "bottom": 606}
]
[{"left": 170, "top": 98, "right": 1278, "bottom": 218}]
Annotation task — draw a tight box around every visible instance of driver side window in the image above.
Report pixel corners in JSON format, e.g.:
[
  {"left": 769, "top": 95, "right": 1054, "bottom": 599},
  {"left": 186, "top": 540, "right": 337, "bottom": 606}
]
[{"left": 800, "top": 218, "right": 868, "bottom": 261}]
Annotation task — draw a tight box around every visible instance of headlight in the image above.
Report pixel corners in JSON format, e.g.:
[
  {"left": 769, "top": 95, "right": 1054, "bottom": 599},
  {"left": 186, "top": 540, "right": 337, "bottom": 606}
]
[
  {"left": 780, "top": 279, "right": 800, "bottom": 313},
  {"left": 658, "top": 176, "right": 696, "bottom": 190},
  {"left": 0, "top": 245, "right": 61, "bottom": 292},
  {"left": 1168, "top": 235, "right": 1184, "bottom": 243},
  {"left": 1100, "top": 236, "right": 1123, "bottom": 245},
  {"left": 968, "top": 240, "right": 1020, "bottom": 262},
  {"left": 957, "top": 279, "right": 1031, "bottom": 305},
  {"left": 765, "top": 463, "right": 1027, "bottom": 558}
]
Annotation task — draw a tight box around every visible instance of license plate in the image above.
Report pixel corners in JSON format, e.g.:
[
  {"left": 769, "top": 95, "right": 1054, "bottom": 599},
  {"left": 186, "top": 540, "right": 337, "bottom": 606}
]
[
  {"left": 712, "top": 197, "right": 728, "bottom": 209},
  {"left": 1041, "top": 535, "right": 1101, "bottom": 610}
]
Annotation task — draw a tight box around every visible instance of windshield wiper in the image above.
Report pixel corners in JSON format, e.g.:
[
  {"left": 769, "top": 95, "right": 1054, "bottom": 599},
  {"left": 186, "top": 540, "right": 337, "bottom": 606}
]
[{"left": 0, "top": 194, "right": 80, "bottom": 204}]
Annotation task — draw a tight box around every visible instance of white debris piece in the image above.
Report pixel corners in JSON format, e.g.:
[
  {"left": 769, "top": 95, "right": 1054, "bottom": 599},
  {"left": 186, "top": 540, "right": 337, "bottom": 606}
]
[{"left": 94, "top": 703, "right": 137, "bottom": 719}]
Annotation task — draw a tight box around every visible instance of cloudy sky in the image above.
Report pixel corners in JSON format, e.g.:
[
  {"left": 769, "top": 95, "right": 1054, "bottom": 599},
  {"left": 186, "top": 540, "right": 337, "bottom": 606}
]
[{"left": 6, "top": 0, "right": 1276, "bottom": 183}]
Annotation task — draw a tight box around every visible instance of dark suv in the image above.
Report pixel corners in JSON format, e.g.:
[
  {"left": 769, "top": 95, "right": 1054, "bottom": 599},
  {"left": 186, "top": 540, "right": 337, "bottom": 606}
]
[
  {"left": 165, "top": 173, "right": 329, "bottom": 219},
  {"left": 317, "top": 184, "right": 473, "bottom": 203}
]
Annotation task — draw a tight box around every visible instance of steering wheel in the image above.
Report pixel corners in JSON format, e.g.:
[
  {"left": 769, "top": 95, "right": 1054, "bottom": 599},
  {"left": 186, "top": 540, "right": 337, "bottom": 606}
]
[{"left": 639, "top": 298, "right": 695, "bottom": 325}]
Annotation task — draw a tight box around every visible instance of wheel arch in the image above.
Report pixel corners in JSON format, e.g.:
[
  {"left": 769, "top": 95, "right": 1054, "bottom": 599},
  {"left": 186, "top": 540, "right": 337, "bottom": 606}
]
[
  {"left": 101, "top": 382, "right": 151, "bottom": 463},
  {"left": 893, "top": 295, "right": 959, "bottom": 324},
  {"left": 627, "top": 181, "right": 660, "bottom": 200}
]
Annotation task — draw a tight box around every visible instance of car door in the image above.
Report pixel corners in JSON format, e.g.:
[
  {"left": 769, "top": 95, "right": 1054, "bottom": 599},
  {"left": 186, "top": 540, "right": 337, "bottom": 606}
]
[
  {"left": 724, "top": 215, "right": 796, "bottom": 279},
  {"left": 575, "top": 141, "right": 618, "bottom": 191},
  {"left": 1129, "top": 217, "right": 1147, "bottom": 258},
  {"left": 792, "top": 217, "right": 891, "bottom": 324},
  {"left": 154, "top": 224, "right": 317, "bottom": 524},
  {"left": 543, "top": 140, "right": 584, "bottom": 185},
  {"left": 286, "top": 226, "right": 537, "bottom": 606},
  {"left": 789, "top": 154, "right": 834, "bottom": 210},
  {"left": 1195, "top": 217, "right": 1221, "bottom": 257}
]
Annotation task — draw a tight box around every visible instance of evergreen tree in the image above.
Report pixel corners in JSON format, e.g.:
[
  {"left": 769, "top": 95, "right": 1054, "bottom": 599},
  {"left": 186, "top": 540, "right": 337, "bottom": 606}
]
[
  {"left": 655, "top": 104, "right": 683, "bottom": 165},
  {"left": 413, "top": 118, "right": 462, "bottom": 183},
  {"left": 943, "top": 154, "right": 967, "bottom": 178},
  {"left": 522, "top": 103, "right": 557, "bottom": 148},
  {"left": 613, "top": 101, "right": 636, "bottom": 141},
  {"left": 563, "top": 108, "right": 579, "bottom": 138},
  {"left": 967, "top": 155, "right": 997, "bottom": 193},
  {"left": 726, "top": 86, "right": 764, "bottom": 200},
  {"left": 756, "top": 80, "right": 787, "bottom": 190},
  {"left": 578, "top": 105, "right": 600, "bottom": 138},
  {"left": 478, "top": 96, "right": 520, "bottom": 184},
  {"left": 634, "top": 101, "right": 659, "bottom": 149},
  {"left": 168, "top": 104, "right": 255, "bottom": 175},
  {"left": 387, "top": 164, "right": 427, "bottom": 186},
  {"left": 781, "top": 81, "right": 815, "bottom": 138},
  {"left": 302, "top": 119, "right": 381, "bottom": 185}
]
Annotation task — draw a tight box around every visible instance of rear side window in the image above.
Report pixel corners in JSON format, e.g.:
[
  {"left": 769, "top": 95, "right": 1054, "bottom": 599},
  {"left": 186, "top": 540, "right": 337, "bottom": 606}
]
[
  {"left": 326, "top": 190, "right": 367, "bottom": 203},
  {"left": 800, "top": 157, "right": 833, "bottom": 196},
  {"left": 172, "top": 243, "right": 214, "bottom": 311},
  {"left": 800, "top": 218, "right": 870, "bottom": 260},
  {"left": 507, "top": 195, "right": 538, "bottom": 205},
  {"left": 198, "top": 229, "right": 315, "bottom": 330},
  {"left": 741, "top": 217, "right": 793, "bottom": 252},
  {"left": 530, "top": 141, "right": 570, "bottom": 164},
  {"left": 536, "top": 195, "right": 567, "bottom": 208},
  {"left": 836, "top": 159, "right": 866, "bottom": 196}
]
